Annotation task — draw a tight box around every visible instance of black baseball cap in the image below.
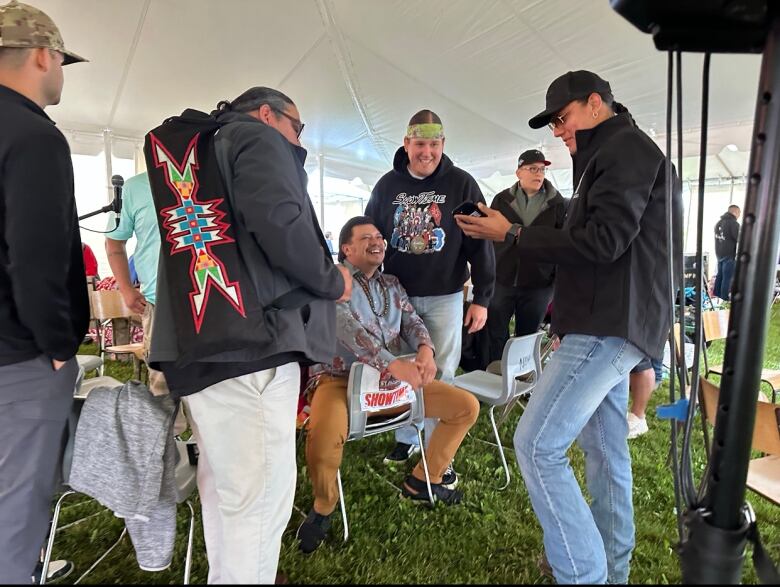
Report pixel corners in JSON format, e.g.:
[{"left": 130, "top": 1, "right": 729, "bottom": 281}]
[
  {"left": 528, "top": 70, "right": 613, "bottom": 129},
  {"left": 517, "top": 149, "right": 550, "bottom": 168}
]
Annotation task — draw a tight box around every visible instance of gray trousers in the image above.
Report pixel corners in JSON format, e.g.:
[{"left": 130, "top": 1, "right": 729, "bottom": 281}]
[{"left": 0, "top": 356, "right": 78, "bottom": 584}]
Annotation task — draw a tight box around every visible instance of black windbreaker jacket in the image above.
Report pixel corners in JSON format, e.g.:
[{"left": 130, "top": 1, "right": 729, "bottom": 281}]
[
  {"left": 515, "top": 106, "right": 682, "bottom": 360},
  {"left": 714, "top": 212, "right": 739, "bottom": 259},
  {"left": 490, "top": 179, "right": 566, "bottom": 289},
  {"left": 0, "top": 85, "right": 89, "bottom": 366}
]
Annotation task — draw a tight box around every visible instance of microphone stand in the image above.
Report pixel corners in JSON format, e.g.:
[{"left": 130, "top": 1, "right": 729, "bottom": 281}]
[{"left": 78, "top": 200, "right": 118, "bottom": 221}]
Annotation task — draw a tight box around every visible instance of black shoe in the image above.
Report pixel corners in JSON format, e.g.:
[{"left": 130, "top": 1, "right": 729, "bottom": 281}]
[
  {"left": 32, "top": 559, "right": 74, "bottom": 583},
  {"left": 383, "top": 442, "right": 420, "bottom": 464},
  {"left": 401, "top": 474, "right": 463, "bottom": 505},
  {"left": 296, "top": 509, "right": 332, "bottom": 554},
  {"left": 441, "top": 464, "right": 458, "bottom": 489}
]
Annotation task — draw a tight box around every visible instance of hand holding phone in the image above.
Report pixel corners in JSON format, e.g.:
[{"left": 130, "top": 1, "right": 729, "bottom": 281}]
[{"left": 452, "top": 201, "right": 487, "bottom": 218}]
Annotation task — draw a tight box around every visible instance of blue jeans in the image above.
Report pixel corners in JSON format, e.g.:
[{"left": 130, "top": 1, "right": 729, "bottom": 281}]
[
  {"left": 514, "top": 334, "right": 644, "bottom": 584},
  {"left": 714, "top": 257, "right": 735, "bottom": 300},
  {"left": 395, "top": 291, "right": 463, "bottom": 447}
]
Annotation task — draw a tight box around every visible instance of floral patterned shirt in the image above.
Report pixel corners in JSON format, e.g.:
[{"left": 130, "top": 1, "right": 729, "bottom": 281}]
[{"left": 309, "top": 262, "right": 434, "bottom": 385}]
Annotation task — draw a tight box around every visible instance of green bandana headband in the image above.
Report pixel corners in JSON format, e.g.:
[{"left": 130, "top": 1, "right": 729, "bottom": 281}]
[{"left": 406, "top": 123, "right": 445, "bottom": 139}]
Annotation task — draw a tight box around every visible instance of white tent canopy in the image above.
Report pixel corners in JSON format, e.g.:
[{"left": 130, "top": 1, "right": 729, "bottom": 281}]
[
  {"left": 31, "top": 0, "right": 763, "bottom": 277},
  {"left": 42, "top": 0, "right": 761, "bottom": 187}
]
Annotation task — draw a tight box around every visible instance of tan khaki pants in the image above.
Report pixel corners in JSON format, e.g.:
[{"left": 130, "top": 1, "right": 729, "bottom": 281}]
[{"left": 305, "top": 375, "right": 479, "bottom": 515}]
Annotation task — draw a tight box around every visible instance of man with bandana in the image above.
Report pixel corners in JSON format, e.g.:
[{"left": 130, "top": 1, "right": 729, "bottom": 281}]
[{"left": 364, "top": 109, "right": 495, "bottom": 476}]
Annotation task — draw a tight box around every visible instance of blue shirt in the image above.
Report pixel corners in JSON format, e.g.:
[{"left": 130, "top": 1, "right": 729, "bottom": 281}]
[{"left": 106, "top": 172, "right": 160, "bottom": 304}]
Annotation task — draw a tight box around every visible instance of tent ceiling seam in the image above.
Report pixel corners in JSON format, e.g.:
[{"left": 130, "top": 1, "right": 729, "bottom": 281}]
[
  {"left": 315, "top": 0, "right": 391, "bottom": 165},
  {"left": 347, "top": 35, "right": 538, "bottom": 145},
  {"left": 277, "top": 33, "right": 328, "bottom": 87},
  {"left": 106, "top": 0, "right": 152, "bottom": 129},
  {"left": 500, "top": 0, "right": 571, "bottom": 67},
  {"left": 715, "top": 153, "right": 734, "bottom": 178}
]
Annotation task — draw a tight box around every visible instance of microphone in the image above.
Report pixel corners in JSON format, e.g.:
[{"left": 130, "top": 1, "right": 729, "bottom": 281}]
[
  {"left": 77, "top": 174, "right": 126, "bottom": 223},
  {"left": 111, "top": 174, "right": 124, "bottom": 227}
]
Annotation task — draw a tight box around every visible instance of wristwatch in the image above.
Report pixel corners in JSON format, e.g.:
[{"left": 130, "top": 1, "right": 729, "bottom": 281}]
[{"left": 506, "top": 223, "right": 522, "bottom": 243}]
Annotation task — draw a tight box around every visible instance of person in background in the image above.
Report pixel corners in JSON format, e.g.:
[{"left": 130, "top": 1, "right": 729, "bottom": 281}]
[
  {"left": 105, "top": 172, "right": 169, "bottom": 395},
  {"left": 485, "top": 148, "right": 565, "bottom": 365},
  {"left": 713, "top": 204, "right": 740, "bottom": 300},
  {"left": 82, "top": 242, "right": 99, "bottom": 279}
]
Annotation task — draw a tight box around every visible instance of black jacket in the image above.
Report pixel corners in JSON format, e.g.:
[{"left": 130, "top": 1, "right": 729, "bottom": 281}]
[
  {"left": 714, "top": 212, "right": 739, "bottom": 259},
  {"left": 365, "top": 148, "right": 495, "bottom": 306},
  {"left": 490, "top": 180, "right": 566, "bottom": 288},
  {"left": 147, "top": 110, "right": 344, "bottom": 396},
  {"left": 0, "top": 84, "right": 89, "bottom": 366},
  {"left": 515, "top": 107, "right": 680, "bottom": 360}
]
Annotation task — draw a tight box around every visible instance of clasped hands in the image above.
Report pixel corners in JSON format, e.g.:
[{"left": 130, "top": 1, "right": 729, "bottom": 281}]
[{"left": 387, "top": 344, "right": 437, "bottom": 390}]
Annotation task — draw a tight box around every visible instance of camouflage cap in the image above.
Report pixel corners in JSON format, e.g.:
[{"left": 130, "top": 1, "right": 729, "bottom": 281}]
[{"left": 0, "top": 0, "right": 86, "bottom": 65}]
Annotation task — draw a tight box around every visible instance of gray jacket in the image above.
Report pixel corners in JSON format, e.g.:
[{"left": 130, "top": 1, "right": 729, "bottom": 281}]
[{"left": 69, "top": 381, "right": 178, "bottom": 570}]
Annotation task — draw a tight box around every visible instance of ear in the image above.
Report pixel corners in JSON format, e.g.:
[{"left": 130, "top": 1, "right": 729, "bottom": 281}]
[
  {"left": 32, "top": 47, "right": 50, "bottom": 72},
  {"left": 588, "top": 92, "right": 603, "bottom": 112},
  {"left": 403, "top": 136, "right": 410, "bottom": 151},
  {"left": 515, "top": 168, "right": 523, "bottom": 182},
  {"left": 256, "top": 103, "right": 275, "bottom": 124}
]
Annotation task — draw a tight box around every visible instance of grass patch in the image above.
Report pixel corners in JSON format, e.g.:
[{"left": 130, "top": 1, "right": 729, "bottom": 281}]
[{"left": 51, "top": 310, "right": 780, "bottom": 583}]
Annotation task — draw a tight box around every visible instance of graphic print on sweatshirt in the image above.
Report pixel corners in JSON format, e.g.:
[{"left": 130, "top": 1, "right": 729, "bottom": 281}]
[{"left": 390, "top": 191, "right": 446, "bottom": 255}]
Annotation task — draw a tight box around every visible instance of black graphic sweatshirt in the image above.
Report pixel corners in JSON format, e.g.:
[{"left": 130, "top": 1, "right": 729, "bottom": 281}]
[{"left": 365, "top": 147, "right": 495, "bottom": 307}]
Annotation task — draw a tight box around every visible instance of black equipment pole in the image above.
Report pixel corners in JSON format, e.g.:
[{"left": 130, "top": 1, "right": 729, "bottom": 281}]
[{"left": 704, "top": 12, "right": 780, "bottom": 530}]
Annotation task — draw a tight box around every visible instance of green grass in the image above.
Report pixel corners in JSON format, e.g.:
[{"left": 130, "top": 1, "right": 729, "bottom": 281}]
[{"left": 51, "top": 309, "right": 780, "bottom": 584}]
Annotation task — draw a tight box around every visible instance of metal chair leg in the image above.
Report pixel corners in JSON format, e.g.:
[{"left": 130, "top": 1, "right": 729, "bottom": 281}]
[
  {"left": 336, "top": 468, "right": 349, "bottom": 542},
  {"left": 183, "top": 500, "right": 195, "bottom": 585},
  {"left": 41, "top": 490, "right": 76, "bottom": 585},
  {"left": 73, "top": 527, "right": 127, "bottom": 585},
  {"left": 488, "top": 405, "right": 511, "bottom": 490},
  {"left": 415, "top": 427, "right": 435, "bottom": 506}
]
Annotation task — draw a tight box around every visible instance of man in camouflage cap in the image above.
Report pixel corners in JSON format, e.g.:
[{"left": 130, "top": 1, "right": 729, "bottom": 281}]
[
  {"left": 0, "top": 1, "right": 88, "bottom": 583},
  {"left": 0, "top": 0, "right": 85, "bottom": 63}
]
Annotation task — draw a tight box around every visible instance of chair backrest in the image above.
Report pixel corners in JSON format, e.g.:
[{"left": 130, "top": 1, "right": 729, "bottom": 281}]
[
  {"left": 500, "top": 331, "right": 544, "bottom": 405},
  {"left": 346, "top": 356, "right": 424, "bottom": 442},
  {"left": 699, "top": 377, "right": 780, "bottom": 456},
  {"left": 702, "top": 310, "right": 730, "bottom": 343},
  {"left": 90, "top": 289, "right": 134, "bottom": 321}
]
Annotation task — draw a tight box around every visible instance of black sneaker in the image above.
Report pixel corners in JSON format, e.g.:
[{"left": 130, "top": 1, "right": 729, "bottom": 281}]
[
  {"left": 441, "top": 464, "right": 458, "bottom": 489},
  {"left": 401, "top": 474, "right": 463, "bottom": 505},
  {"left": 32, "top": 559, "right": 74, "bottom": 583},
  {"left": 383, "top": 442, "right": 420, "bottom": 464},
  {"left": 296, "top": 509, "right": 332, "bottom": 554}
]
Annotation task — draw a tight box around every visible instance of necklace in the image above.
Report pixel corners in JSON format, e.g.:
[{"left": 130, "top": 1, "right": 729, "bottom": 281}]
[{"left": 355, "top": 272, "right": 390, "bottom": 318}]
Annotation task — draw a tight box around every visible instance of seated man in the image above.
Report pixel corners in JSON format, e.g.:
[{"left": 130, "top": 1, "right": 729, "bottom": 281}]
[{"left": 297, "top": 216, "right": 480, "bottom": 553}]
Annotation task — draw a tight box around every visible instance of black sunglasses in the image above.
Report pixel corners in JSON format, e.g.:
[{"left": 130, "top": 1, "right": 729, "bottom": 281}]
[{"left": 273, "top": 108, "right": 305, "bottom": 138}]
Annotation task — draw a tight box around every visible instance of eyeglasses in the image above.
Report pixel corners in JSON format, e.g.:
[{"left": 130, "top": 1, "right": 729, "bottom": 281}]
[
  {"left": 547, "top": 108, "right": 574, "bottom": 131},
  {"left": 273, "top": 108, "right": 305, "bottom": 138},
  {"left": 521, "top": 165, "right": 546, "bottom": 174}
]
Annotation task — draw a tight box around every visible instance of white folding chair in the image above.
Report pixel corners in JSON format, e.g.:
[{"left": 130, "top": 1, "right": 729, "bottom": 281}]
[
  {"left": 453, "top": 331, "right": 544, "bottom": 489},
  {"left": 42, "top": 373, "right": 198, "bottom": 584},
  {"left": 336, "top": 356, "right": 434, "bottom": 542}
]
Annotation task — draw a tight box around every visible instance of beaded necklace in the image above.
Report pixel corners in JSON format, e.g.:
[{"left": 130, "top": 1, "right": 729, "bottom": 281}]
[{"left": 355, "top": 272, "right": 390, "bottom": 318}]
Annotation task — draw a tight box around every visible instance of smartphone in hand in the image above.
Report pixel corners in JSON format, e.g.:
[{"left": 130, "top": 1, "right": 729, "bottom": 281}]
[{"left": 452, "top": 201, "right": 487, "bottom": 218}]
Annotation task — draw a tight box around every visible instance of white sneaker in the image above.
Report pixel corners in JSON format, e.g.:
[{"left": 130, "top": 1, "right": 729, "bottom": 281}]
[{"left": 627, "top": 413, "right": 649, "bottom": 439}]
